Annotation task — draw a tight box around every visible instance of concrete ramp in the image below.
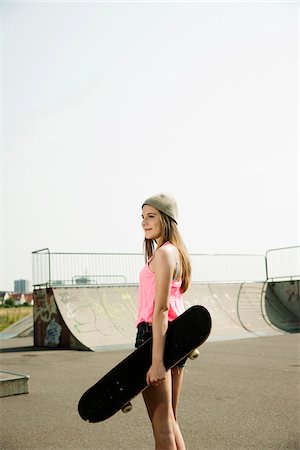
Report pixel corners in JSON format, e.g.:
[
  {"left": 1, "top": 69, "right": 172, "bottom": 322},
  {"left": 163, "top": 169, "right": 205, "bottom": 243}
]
[
  {"left": 53, "top": 286, "right": 138, "bottom": 351},
  {"left": 184, "top": 283, "right": 280, "bottom": 340},
  {"left": 184, "top": 284, "right": 250, "bottom": 340},
  {"left": 33, "top": 287, "right": 139, "bottom": 351},
  {"left": 264, "top": 280, "right": 300, "bottom": 332},
  {"left": 33, "top": 282, "right": 289, "bottom": 351},
  {"left": 0, "top": 370, "right": 30, "bottom": 397},
  {"left": 0, "top": 314, "right": 33, "bottom": 340}
]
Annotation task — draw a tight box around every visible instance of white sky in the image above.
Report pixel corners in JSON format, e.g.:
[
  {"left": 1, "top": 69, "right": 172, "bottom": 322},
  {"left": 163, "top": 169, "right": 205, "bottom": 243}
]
[{"left": 1, "top": 1, "right": 299, "bottom": 291}]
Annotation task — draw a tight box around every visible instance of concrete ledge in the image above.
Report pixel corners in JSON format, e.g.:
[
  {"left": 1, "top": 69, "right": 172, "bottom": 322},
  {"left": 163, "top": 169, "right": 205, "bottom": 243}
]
[{"left": 0, "top": 370, "right": 30, "bottom": 397}]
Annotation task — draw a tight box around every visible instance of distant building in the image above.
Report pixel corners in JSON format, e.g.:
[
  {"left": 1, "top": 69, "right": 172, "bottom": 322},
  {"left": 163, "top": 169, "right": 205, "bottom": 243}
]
[
  {"left": 14, "top": 279, "right": 30, "bottom": 294},
  {"left": 18, "top": 293, "right": 33, "bottom": 305},
  {"left": 1, "top": 292, "right": 33, "bottom": 306},
  {"left": 0, "top": 291, "right": 6, "bottom": 305}
]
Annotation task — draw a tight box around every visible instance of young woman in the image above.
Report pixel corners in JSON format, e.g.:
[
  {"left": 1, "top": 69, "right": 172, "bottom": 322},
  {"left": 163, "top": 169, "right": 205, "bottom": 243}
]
[{"left": 135, "top": 193, "right": 191, "bottom": 450}]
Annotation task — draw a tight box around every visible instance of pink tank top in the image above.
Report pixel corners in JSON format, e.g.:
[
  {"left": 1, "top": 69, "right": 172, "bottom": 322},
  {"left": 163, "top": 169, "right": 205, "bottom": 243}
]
[{"left": 136, "top": 242, "right": 185, "bottom": 326}]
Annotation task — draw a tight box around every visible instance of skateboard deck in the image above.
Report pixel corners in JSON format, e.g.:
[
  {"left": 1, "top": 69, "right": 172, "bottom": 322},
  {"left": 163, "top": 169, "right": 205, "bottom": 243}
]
[{"left": 78, "top": 305, "right": 211, "bottom": 423}]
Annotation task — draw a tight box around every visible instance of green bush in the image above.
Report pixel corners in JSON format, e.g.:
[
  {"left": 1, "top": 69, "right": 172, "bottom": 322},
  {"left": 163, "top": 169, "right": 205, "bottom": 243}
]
[{"left": 4, "top": 298, "right": 15, "bottom": 307}]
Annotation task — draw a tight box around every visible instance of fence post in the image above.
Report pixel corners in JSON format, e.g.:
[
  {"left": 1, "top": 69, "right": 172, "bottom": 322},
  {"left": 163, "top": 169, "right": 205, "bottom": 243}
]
[{"left": 265, "top": 251, "right": 269, "bottom": 281}]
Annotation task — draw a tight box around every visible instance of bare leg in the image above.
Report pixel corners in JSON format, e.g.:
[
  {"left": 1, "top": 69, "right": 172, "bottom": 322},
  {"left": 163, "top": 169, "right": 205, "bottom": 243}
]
[
  {"left": 143, "top": 368, "right": 186, "bottom": 450},
  {"left": 171, "top": 367, "right": 186, "bottom": 450},
  {"left": 143, "top": 371, "right": 177, "bottom": 450},
  {"left": 171, "top": 367, "right": 185, "bottom": 419}
]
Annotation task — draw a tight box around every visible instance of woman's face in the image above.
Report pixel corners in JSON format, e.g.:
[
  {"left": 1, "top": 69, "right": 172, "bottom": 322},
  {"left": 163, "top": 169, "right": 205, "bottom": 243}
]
[{"left": 141, "top": 205, "right": 162, "bottom": 242}]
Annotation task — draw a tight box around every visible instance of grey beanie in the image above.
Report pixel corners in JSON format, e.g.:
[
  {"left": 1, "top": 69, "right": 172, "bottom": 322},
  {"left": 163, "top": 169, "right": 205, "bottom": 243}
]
[{"left": 142, "top": 193, "right": 178, "bottom": 224}]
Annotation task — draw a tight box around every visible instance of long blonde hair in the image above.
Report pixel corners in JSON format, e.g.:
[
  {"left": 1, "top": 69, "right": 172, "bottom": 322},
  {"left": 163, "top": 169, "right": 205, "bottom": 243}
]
[{"left": 144, "top": 212, "right": 191, "bottom": 293}]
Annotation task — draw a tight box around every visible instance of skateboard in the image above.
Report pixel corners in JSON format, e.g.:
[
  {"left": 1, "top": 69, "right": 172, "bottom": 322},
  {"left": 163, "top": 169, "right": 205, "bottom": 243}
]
[{"left": 78, "top": 305, "right": 211, "bottom": 423}]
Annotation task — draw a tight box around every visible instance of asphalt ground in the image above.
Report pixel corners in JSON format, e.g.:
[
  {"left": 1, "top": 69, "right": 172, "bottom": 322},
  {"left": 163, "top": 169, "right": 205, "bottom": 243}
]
[{"left": 0, "top": 334, "right": 299, "bottom": 450}]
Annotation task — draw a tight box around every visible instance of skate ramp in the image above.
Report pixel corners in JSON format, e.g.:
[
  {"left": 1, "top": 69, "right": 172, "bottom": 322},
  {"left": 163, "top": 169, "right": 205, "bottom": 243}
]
[
  {"left": 184, "top": 283, "right": 281, "bottom": 340},
  {"left": 33, "top": 282, "right": 286, "bottom": 351},
  {"left": 264, "top": 280, "right": 300, "bottom": 332},
  {"left": 53, "top": 286, "right": 138, "bottom": 351},
  {"left": 33, "top": 287, "right": 138, "bottom": 351},
  {"left": 0, "top": 314, "right": 33, "bottom": 340}
]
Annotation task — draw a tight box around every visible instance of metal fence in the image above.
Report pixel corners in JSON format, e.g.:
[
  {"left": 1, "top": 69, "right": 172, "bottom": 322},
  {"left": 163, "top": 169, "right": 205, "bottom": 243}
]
[
  {"left": 266, "top": 246, "right": 300, "bottom": 281},
  {"left": 190, "top": 254, "right": 266, "bottom": 283},
  {"left": 32, "top": 249, "right": 144, "bottom": 287},
  {"left": 32, "top": 246, "right": 300, "bottom": 287}
]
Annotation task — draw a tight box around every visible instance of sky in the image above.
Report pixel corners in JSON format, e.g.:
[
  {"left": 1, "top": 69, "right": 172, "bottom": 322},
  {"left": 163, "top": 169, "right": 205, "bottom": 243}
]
[{"left": 1, "top": 1, "right": 299, "bottom": 291}]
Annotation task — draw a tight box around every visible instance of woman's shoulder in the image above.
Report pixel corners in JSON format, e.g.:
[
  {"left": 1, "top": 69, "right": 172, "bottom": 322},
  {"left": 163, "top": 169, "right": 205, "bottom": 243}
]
[{"left": 155, "top": 242, "right": 177, "bottom": 263}]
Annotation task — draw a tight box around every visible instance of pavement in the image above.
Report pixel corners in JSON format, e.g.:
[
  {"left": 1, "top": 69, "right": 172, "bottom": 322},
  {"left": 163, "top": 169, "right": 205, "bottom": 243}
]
[{"left": 0, "top": 334, "right": 299, "bottom": 450}]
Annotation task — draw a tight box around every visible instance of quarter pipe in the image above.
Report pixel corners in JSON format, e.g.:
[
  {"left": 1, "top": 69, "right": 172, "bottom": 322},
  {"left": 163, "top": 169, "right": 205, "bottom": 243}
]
[{"left": 32, "top": 281, "right": 299, "bottom": 351}]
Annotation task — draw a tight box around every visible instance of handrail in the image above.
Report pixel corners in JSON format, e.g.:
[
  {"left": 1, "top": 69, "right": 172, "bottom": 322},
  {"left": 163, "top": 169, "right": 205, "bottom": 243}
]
[
  {"left": 31, "top": 246, "right": 300, "bottom": 287},
  {"left": 266, "top": 245, "right": 300, "bottom": 254},
  {"left": 265, "top": 246, "right": 300, "bottom": 281},
  {"left": 71, "top": 274, "right": 127, "bottom": 284},
  {"left": 32, "top": 248, "right": 51, "bottom": 287},
  {"left": 32, "top": 248, "right": 51, "bottom": 254}
]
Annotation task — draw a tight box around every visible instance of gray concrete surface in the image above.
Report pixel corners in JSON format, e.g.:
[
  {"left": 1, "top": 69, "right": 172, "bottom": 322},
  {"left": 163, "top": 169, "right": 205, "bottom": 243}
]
[{"left": 0, "top": 334, "right": 299, "bottom": 450}]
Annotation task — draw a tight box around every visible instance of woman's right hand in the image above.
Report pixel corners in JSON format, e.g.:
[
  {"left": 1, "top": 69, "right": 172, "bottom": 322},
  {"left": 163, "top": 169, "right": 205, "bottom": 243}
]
[{"left": 146, "top": 361, "right": 167, "bottom": 386}]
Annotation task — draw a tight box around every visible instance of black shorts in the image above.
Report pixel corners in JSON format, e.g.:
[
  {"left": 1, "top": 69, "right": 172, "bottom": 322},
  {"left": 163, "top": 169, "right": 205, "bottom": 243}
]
[{"left": 135, "top": 322, "right": 188, "bottom": 369}]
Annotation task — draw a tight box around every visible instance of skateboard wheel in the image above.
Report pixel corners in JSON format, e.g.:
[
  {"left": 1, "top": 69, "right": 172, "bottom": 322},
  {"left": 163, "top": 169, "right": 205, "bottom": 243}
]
[
  {"left": 122, "top": 402, "right": 133, "bottom": 413},
  {"left": 189, "top": 349, "right": 200, "bottom": 360}
]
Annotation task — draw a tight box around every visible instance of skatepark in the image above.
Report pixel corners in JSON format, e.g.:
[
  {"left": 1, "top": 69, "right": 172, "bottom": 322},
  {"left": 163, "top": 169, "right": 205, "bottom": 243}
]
[{"left": 0, "top": 247, "right": 299, "bottom": 449}]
